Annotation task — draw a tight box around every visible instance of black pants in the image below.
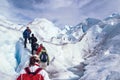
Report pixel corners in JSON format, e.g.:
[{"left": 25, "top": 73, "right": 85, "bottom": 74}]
[
  {"left": 24, "top": 37, "right": 30, "bottom": 48},
  {"left": 31, "top": 43, "right": 35, "bottom": 55},
  {"left": 24, "top": 38, "right": 27, "bottom": 48}
]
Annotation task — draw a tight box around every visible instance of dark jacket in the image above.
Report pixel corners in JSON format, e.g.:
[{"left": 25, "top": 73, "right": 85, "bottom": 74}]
[
  {"left": 29, "top": 36, "right": 37, "bottom": 45},
  {"left": 32, "top": 42, "right": 39, "bottom": 51}
]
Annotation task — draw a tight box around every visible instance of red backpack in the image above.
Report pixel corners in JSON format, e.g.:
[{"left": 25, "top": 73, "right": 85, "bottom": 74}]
[{"left": 17, "top": 67, "right": 44, "bottom": 80}]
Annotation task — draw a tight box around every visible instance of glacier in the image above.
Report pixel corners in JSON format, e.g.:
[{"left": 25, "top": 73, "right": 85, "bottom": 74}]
[{"left": 0, "top": 13, "right": 120, "bottom": 80}]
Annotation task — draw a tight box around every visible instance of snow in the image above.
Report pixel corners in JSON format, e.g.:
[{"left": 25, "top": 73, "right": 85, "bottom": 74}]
[
  {"left": 28, "top": 18, "right": 60, "bottom": 42},
  {"left": 81, "top": 54, "right": 120, "bottom": 80},
  {"left": 0, "top": 13, "right": 120, "bottom": 80},
  {"left": 0, "top": 17, "right": 85, "bottom": 80},
  {"left": 0, "top": 23, "right": 21, "bottom": 80},
  {"left": 79, "top": 14, "right": 120, "bottom": 80}
]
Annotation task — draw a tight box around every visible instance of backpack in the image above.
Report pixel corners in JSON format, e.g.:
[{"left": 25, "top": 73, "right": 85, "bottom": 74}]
[
  {"left": 40, "top": 52, "right": 48, "bottom": 62},
  {"left": 17, "top": 67, "right": 44, "bottom": 80}
]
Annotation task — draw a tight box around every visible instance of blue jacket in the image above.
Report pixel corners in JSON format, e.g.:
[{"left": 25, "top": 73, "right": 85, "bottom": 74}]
[{"left": 23, "top": 29, "right": 31, "bottom": 38}]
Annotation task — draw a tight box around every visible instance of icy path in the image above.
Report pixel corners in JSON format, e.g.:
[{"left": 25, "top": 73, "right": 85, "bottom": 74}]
[{"left": 15, "top": 38, "right": 85, "bottom": 80}]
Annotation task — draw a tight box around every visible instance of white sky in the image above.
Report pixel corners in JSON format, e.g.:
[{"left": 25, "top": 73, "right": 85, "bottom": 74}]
[{"left": 0, "top": 0, "right": 120, "bottom": 26}]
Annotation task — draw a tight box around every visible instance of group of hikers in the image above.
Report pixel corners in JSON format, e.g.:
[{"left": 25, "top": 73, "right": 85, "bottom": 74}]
[{"left": 16, "top": 27, "right": 50, "bottom": 80}]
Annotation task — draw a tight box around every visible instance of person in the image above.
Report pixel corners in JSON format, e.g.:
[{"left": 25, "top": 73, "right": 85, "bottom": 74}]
[
  {"left": 32, "top": 42, "right": 39, "bottom": 55},
  {"left": 36, "top": 44, "right": 44, "bottom": 55},
  {"left": 29, "top": 34, "right": 37, "bottom": 55},
  {"left": 39, "top": 47, "right": 50, "bottom": 69},
  {"left": 16, "top": 55, "right": 50, "bottom": 80},
  {"left": 23, "top": 27, "right": 31, "bottom": 48}
]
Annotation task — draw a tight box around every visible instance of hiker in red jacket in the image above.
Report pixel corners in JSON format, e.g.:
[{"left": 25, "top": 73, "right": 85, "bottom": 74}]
[
  {"left": 36, "top": 44, "right": 44, "bottom": 55},
  {"left": 16, "top": 55, "right": 50, "bottom": 80}
]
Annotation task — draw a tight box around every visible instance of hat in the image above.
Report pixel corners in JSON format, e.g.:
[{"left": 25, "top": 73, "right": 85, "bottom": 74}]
[
  {"left": 29, "top": 55, "right": 40, "bottom": 66},
  {"left": 33, "top": 55, "right": 40, "bottom": 61},
  {"left": 29, "top": 55, "right": 40, "bottom": 65}
]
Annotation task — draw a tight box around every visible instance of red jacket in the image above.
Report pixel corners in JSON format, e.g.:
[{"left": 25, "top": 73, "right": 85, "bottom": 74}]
[
  {"left": 16, "top": 64, "right": 50, "bottom": 80},
  {"left": 36, "top": 45, "right": 44, "bottom": 55},
  {"left": 17, "top": 66, "right": 44, "bottom": 80}
]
